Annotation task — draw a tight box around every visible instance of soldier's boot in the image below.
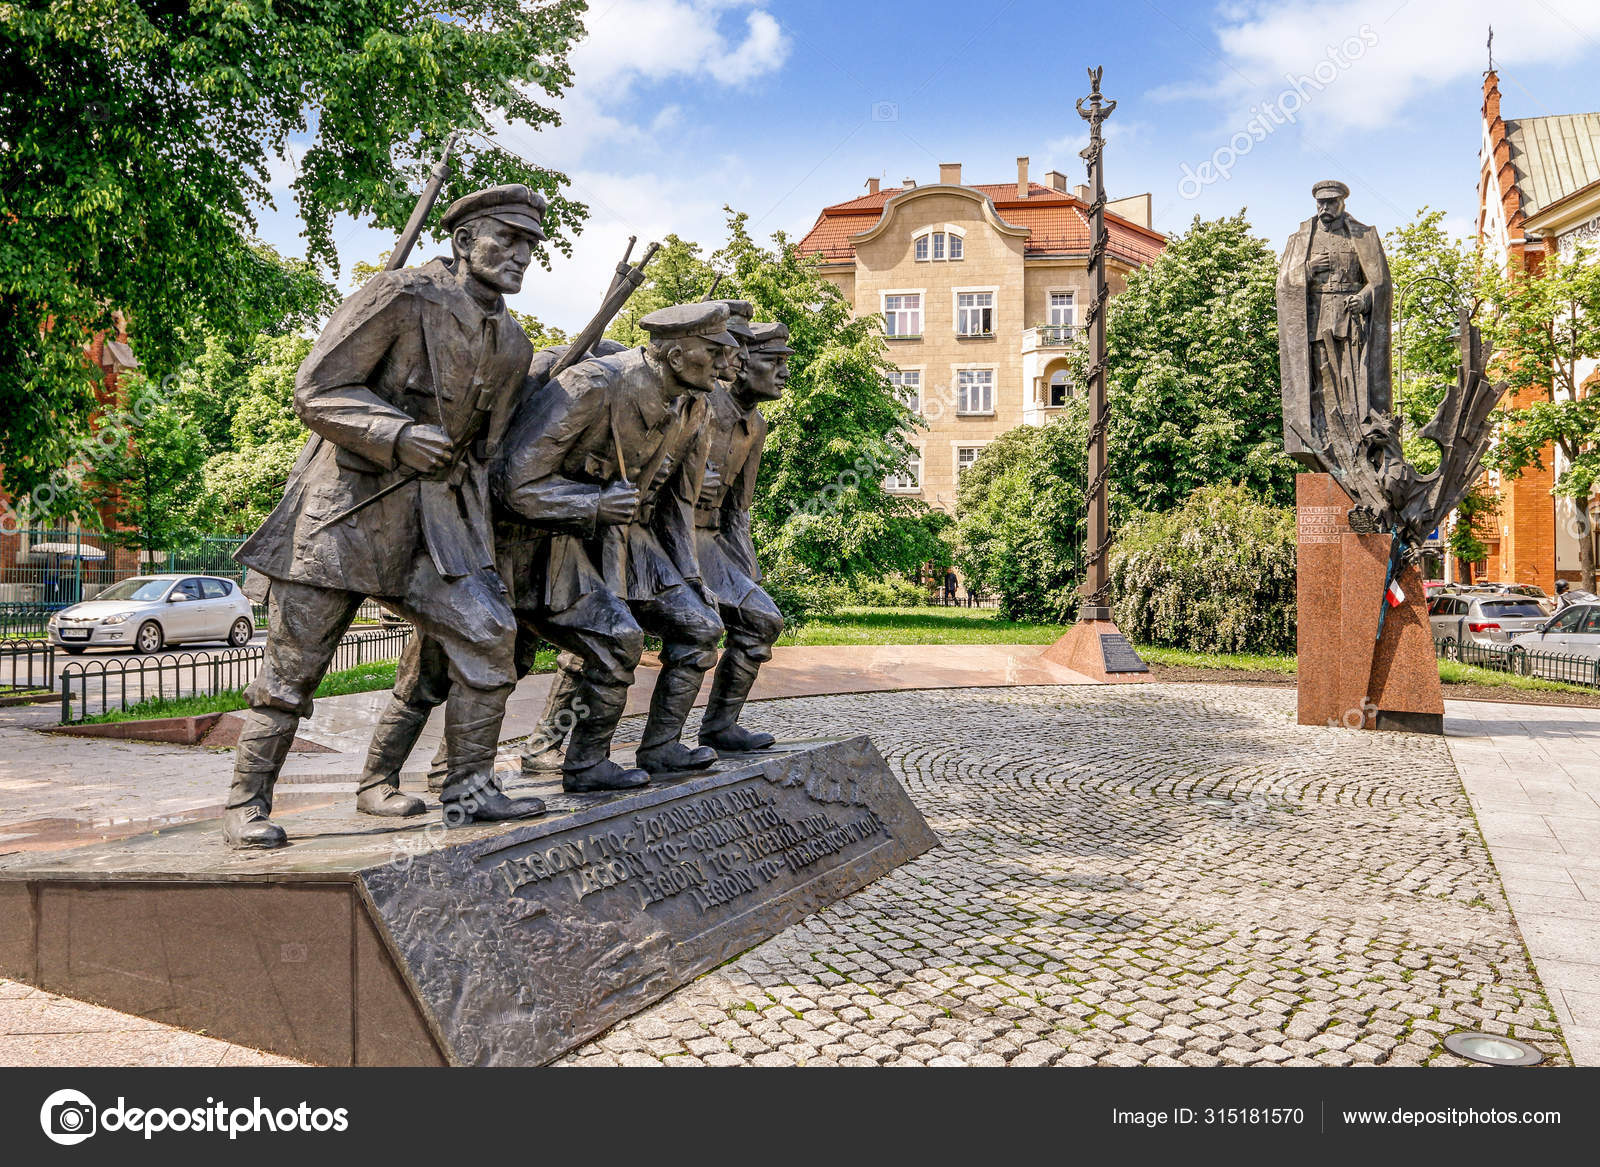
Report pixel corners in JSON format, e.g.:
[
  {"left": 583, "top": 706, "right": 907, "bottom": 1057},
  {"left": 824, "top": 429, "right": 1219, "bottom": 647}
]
[
  {"left": 354, "top": 697, "right": 429, "bottom": 817},
  {"left": 439, "top": 683, "right": 545, "bottom": 825},
  {"left": 635, "top": 654, "right": 717, "bottom": 774},
  {"left": 522, "top": 657, "right": 581, "bottom": 774},
  {"left": 426, "top": 740, "right": 448, "bottom": 793},
  {"left": 698, "top": 648, "right": 775, "bottom": 753},
  {"left": 562, "top": 680, "right": 649, "bottom": 793},
  {"left": 223, "top": 708, "right": 296, "bottom": 849}
]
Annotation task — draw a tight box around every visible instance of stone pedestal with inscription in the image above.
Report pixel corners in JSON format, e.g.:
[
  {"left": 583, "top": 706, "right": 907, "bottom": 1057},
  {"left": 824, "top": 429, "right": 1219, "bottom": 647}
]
[
  {"left": 1296, "top": 473, "right": 1443, "bottom": 733},
  {"left": 1041, "top": 619, "right": 1150, "bottom": 683},
  {"left": 0, "top": 737, "right": 936, "bottom": 1066}
]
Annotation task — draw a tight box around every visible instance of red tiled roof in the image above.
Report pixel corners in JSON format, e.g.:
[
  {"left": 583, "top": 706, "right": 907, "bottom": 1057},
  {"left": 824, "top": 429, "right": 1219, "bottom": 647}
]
[{"left": 799, "top": 181, "right": 1166, "bottom": 267}]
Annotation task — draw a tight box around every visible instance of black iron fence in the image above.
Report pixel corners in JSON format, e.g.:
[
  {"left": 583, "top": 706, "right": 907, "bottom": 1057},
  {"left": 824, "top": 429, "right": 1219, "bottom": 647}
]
[
  {"left": 1, "top": 638, "right": 55, "bottom": 693},
  {"left": 59, "top": 624, "right": 413, "bottom": 722},
  {"left": 1434, "top": 636, "right": 1600, "bottom": 687},
  {"left": 0, "top": 602, "right": 58, "bottom": 638}
]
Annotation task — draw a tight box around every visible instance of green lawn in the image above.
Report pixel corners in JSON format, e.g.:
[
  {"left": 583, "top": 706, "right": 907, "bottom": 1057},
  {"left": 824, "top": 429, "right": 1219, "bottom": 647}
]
[
  {"left": 786, "top": 605, "right": 1070, "bottom": 646},
  {"left": 784, "top": 605, "right": 1594, "bottom": 697}
]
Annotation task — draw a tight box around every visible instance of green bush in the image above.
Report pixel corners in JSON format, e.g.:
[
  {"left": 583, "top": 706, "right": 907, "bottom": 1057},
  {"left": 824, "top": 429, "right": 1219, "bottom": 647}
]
[
  {"left": 953, "top": 407, "right": 1088, "bottom": 623},
  {"left": 1109, "top": 483, "right": 1296, "bottom": 653},
  {"left": 758, "top": 552, "right": 850, "bottom": 632},
  {"left": 851, "top": 577, "right": 928, "bottom": 607}
]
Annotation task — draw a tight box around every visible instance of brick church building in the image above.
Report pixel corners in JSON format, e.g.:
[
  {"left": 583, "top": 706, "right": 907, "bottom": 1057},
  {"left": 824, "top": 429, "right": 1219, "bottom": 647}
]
[{"left": 1476, "top": 68, "right": 1600, "bottom": 589}]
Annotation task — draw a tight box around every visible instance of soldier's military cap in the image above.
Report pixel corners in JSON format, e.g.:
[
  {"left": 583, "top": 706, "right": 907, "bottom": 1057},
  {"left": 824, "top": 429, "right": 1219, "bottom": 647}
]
[
  {"left": 747, "top": 321, "right": 794, "bottom": 355},
  {"left": 440, "top": 183, "right": 548, "bottom": 239},
  {"left": 1311, "top": 179, "right": 1350, "bottom": 200},
  {"left": 712, "top": 299, "right": 758, "bottom": 341},
  {"left": 640, "top": 302, "right": 737, "bottom": 346}
]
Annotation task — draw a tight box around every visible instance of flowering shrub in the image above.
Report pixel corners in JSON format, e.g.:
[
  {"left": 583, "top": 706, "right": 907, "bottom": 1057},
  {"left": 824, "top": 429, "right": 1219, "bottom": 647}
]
[{"left": 1110, "top": 483, "right": 1296, "bottom": 653}]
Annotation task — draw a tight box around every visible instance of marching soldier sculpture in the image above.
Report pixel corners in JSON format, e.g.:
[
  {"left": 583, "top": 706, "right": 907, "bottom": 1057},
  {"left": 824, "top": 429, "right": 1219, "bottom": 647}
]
[
  {"left": 692, "top": 318, "right": 790, "bottom": 751},
  {"left": 519, "top": 301, "right": 787, "bottom": 770},
  {"left": 222, "top": 184, "right": 551, "bottom": 849}
]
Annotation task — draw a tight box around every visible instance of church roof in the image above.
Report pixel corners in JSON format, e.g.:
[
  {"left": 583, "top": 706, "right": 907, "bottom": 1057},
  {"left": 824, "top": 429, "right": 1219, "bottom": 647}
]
[{"left": 1504, "top": 113, "right": 1600, "bottom": 218}]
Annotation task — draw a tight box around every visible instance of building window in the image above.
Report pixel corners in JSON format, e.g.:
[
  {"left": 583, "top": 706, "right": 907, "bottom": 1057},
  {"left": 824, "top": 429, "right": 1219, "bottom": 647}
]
[
  {"left": 949, "top": 233, "right": 964, "bottom": 260},
  {"left": 1048, "top": 369, "right": 1070, "bottom": 407},
  {"left": 956, "top": 368, "right": 994, "bottom": 414},
  {"left": 956, "top": 292, "right": 994, "bottom": 337},
  {"left": 915, "top": 228, "right": 964, "bottom": 262},
  {"left": 932, "top": 232, "right": 945, "bottom": 260},
  {"left": 889, "top": 368, "right": 922, "bottom": 413},
  {"left": 955, "top": 446, "right": 983, "bottom": 476},
  {"left": 883, "top": 294, "right": 921, "bottom": 337},
  {"left": 914, "top": 235, "right": 928, "bottom": 261},
  {"left": 885, "top": 455, "right": 922, "bottom": 493},
  {"left": 1048, "top": 291, "right": 1076, "bottom": 327}
]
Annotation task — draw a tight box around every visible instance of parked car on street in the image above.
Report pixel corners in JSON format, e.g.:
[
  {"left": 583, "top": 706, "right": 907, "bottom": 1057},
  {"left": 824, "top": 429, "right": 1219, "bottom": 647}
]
[
  {"left": 1472, "top": 581, "right": 1555, "bottom": 613},
  {"left": 1506, "top": 602, "right": 1600, "bottom": 682},
  {"left": 46, "top": 574, "right": 255, "bottom": 654},
  {"left": 1429, "top": 593, "right": 1551, "bottom": 655}
]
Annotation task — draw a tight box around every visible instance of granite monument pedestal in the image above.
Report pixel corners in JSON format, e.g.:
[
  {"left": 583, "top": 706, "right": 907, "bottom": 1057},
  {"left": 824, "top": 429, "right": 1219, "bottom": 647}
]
[
  {"left": 1296, "top": 473, "right": 1444, "bottom": 733},
  {"left": 0, "top": 737, "right": 935, "bottom": 1066}
]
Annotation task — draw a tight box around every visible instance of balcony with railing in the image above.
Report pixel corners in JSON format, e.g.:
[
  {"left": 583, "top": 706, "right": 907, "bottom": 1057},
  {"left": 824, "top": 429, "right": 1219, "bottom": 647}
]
[{"left": 1021, "top": 324, "right": 1081, "bottom": 352}]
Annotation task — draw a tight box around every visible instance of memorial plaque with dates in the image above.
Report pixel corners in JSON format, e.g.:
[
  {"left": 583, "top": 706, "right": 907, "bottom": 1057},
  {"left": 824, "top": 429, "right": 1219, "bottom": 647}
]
[
  {"left": 0, "top": 736, "right": 935, "bottom": 1066},
  {"left": 1098, "top": 632, "right": 1149, "bottom": 674}
]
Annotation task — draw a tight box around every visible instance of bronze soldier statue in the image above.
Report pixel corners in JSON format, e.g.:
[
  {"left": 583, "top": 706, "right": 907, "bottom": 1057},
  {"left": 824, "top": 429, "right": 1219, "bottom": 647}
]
[
  {"left": 693, "top": 318, "right": 790, "bottom": 750},
  {"left": 522, "top": 305, "right": 790, "bottom": 766},
  {"left": 222, "top": 184, "right": 550, "bottom": 849},
  {"left": 1276, "top": 179, "right": 1392, "bottom": 466}
]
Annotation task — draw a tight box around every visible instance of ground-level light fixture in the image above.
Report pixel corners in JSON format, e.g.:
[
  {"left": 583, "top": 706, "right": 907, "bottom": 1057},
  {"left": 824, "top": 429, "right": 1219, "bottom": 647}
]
[{"left": 1442, "top": 1031, "right": 1543, "bottom": 1066}]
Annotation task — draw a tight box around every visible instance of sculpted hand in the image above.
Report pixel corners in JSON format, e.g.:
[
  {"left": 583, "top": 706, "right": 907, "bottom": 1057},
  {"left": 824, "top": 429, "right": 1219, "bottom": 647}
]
[
  {"left": 698, "top": 465, "right": 723, "bottom": 506},
  {"left": 689, "top": 578, "right": 719, "bottom": 609},
  {"left": 396, "top": 425, "right": 452, "bottom": 474},
  {"left": 596, "top": 483, "right": 640, "bottom": 526},
  {"left": 1346, "top": 293, "right": 1366, "bottom": 315},
  {"left": 1310, "top": 253, "right": 1332, "bottom": 275}
]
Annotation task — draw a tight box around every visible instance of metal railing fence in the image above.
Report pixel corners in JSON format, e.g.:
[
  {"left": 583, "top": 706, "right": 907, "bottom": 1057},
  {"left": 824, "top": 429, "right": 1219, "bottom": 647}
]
[{"left": 1434, "top": 636, "right": 1600, "bottom": 687}]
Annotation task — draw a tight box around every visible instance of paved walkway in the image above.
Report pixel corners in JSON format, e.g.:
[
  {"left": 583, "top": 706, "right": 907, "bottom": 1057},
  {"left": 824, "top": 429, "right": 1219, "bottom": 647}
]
[
  {"left": 1442, "top": 701, "right": 1600, "bottom": 1064},
  {"left": 0, "top": 646, "right": 1593, "bottom": 1066}
]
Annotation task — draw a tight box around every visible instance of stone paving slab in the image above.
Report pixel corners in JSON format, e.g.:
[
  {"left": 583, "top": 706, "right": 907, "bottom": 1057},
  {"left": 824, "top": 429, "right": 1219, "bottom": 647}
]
[
  {"left": 0, "top": 683, "right": 1575, "bottom": 1067},
  {"left": 548, "top": 685, "right": 1568, "bottom": 1067}
]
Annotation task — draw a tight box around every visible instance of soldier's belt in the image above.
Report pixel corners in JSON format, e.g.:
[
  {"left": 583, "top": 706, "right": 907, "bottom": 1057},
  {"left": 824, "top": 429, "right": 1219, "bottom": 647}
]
[{"left": 1311, "top": 284, "right": 1362, "bottom": 294}]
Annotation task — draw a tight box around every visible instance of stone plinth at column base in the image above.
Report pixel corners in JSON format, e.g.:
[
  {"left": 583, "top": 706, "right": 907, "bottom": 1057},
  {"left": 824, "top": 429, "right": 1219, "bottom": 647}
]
[
  {"left": 1296, "top": 473, "right": 1444, "bottom": 734},
  {"left": 1041, "top": 618, "right": 1150, "bottom": 683}
]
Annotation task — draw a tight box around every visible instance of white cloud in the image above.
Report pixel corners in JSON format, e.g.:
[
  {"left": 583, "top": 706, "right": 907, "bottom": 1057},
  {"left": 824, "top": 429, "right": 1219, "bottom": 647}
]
[{"left": 1183, "top": 0, "right": 1600, "bottom": 132}]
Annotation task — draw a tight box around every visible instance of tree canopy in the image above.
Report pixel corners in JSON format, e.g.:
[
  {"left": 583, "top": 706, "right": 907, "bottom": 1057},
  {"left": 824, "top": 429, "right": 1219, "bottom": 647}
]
[
  {"left": 1104, "top": 212, "right": 1295, "bottom": 514},
  {"left": 1, "top": 0, "right": 588, "bottom": 499}
]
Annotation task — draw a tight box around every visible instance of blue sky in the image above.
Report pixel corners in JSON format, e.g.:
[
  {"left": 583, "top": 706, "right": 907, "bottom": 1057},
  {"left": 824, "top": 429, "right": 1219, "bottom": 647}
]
[{"left": 251, "top": 0, "right": 1600, "bottom": 331}]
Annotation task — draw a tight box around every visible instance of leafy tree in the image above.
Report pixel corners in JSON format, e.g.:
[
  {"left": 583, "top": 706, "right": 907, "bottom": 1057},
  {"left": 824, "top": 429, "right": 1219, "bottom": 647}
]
[
  {"left": 1, "top": 0, "right": 588, "bottom": 500},
  {"left": 1103, "top": 212, "right": 1295, "bottom": 513},
  {"left": 953, "top": 408, "right": 1088, "bottom": 622},
  {"left": 1385, "top": 208, "right": 1498, "bottom": 574},
  {"left": 1484, "top": 245, "right": 1600, "bottom": 589},
  {"left": 194, "top": 335, "right": 313, "bottom": 534},
  {"left": 78, "top": 377, "right": 209, "bottom": 556},
  {"left": 509, "top": 311, "right": 570, "bottom": 350},
  {"left": 1110, "top": 483, "right": 1297, "bottom": 653},
  {"left": 603, "top": 235, "right": 720, "bottom": 346}
]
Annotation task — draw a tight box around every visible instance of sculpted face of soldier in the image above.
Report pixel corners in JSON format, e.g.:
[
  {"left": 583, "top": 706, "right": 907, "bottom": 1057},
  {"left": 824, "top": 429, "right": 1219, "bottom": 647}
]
[
  {"left": 741, "top": 349, "right": 788, "bottom": 402},
  {"left": 454, "top": 219, "right": 538, "bottom": 296},
  {"left": 1315, "top": 193, "right": 1346, "bottom": 228},
  {"left": 663, "top": 335, "right": 728, "bottom": 394}
]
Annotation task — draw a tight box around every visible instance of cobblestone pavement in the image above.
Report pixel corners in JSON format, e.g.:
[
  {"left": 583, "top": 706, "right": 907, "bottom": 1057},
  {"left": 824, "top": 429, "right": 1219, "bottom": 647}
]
[{"left": 558, "top": 684, "right": 1569, "bottom": 1067}]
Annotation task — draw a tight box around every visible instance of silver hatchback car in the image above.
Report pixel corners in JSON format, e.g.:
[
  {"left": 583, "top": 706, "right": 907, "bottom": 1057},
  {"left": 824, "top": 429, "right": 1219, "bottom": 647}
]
[
  {"left": 1428, "top": 592, "right": 1551, "bottom": 653},
  {"left": 48, "top": 574, "right": 255, "bottom": 654}
]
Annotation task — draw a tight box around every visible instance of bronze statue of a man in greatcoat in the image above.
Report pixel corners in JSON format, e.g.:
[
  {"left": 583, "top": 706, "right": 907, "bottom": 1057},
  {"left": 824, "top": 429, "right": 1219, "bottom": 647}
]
[{"left": 1277, "top": 179, "right": 1392, "bottom": 466}]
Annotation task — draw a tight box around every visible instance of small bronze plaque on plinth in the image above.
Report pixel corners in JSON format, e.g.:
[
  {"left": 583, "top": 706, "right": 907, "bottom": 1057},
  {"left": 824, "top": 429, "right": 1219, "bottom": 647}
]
[{"left": 1098, "top": 632, "right": 1150, "bottom": 674}]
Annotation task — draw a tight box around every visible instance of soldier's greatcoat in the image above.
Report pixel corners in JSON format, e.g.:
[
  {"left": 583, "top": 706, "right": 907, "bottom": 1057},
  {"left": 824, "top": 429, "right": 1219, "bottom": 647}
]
[
  {"left": 1276, "top": 213, "right": 1391, "bottom": 465},
  {"left": 238, "top": 259, "right": 533, "bottom": 595},
  {"left": 695, "top": 385, "right": 766, "bottom": 605},
  {"left": 497, "top": 346, "right": 712, "bottom": 612}
]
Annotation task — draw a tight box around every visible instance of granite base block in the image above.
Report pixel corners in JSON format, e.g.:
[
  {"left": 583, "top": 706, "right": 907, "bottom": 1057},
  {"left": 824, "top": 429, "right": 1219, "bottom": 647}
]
[{"left": 0, "top": 736, "right": 935, "bottom": 1066}]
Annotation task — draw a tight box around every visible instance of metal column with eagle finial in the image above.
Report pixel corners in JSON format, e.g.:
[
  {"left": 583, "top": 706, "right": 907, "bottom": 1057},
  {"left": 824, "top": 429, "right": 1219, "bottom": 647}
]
[{"left": 1042, "top": 66, "right": 1150, "bottom": 682}]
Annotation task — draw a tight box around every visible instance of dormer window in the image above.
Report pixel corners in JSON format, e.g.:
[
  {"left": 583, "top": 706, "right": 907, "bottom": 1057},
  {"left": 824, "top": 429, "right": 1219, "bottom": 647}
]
[{"left": 914, "top": 226, "right": 965, "bottom": 262}]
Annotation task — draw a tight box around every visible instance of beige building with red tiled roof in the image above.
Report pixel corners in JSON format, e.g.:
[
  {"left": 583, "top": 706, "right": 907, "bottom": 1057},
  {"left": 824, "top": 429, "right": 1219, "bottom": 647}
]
[{"left": 798, "top": 157, "right": 1166, "bottom": 511}]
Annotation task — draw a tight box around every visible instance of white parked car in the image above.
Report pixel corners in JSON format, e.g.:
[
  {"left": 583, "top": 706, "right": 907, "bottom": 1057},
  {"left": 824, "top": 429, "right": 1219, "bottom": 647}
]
[
  {"left": 1506, "top": 602, "right": 1600, "bottom": 681},
  {"left": 47, "top": 574, "right": 255, "bottom": 654}
]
